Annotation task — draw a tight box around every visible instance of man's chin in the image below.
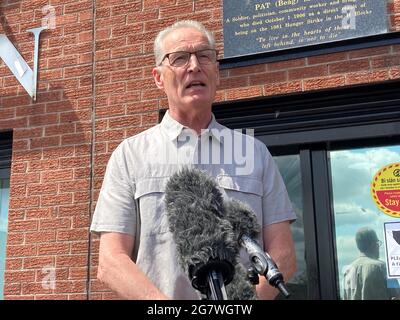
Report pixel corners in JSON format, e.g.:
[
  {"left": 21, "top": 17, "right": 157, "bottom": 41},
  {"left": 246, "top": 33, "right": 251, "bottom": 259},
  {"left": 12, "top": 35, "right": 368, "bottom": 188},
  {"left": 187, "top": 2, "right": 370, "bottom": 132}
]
[{"left": 184, "top": 95, "right": 212, "bottom": 107}]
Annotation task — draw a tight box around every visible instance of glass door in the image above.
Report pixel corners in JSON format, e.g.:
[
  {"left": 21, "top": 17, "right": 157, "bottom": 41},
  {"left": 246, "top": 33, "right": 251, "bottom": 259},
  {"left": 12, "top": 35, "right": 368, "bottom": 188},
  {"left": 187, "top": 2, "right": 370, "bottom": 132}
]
[
  {"left": 0, "top": 169, "right": 10, "bottom": 299},
  {"left": 330, "top": 144, "right": 400, "bottom": 300},
  {"left": 273, "top": 154, "right": 308, "bottom": 299}
]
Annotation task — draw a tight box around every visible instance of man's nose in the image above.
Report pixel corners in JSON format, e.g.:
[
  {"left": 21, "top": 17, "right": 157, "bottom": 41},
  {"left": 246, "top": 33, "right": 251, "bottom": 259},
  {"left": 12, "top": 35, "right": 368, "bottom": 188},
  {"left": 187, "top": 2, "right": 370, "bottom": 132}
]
[{"left": 187, "top": 53, "right": 201, "bottom": 72}]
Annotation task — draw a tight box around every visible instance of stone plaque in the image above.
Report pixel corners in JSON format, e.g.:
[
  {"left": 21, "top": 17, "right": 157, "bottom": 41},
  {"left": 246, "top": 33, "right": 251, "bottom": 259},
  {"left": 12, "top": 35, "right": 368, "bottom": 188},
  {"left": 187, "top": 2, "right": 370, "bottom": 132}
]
[{"left": 223, "top": 0, "right": 388, "bottom": 58}]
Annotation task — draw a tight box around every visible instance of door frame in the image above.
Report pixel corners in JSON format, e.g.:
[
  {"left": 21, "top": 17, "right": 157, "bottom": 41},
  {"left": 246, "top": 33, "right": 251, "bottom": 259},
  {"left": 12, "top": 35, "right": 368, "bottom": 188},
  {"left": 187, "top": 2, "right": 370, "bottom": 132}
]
[{"left": 213, "top": 80, "right": 400, "bottom": 299}]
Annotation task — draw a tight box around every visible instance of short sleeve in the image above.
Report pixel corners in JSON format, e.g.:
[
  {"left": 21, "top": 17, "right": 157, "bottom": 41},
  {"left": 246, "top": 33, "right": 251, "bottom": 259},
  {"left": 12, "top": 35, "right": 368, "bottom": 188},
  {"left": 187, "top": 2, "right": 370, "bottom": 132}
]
[{"left": 90, "top": 142, "right": 137, "bottom": 236}]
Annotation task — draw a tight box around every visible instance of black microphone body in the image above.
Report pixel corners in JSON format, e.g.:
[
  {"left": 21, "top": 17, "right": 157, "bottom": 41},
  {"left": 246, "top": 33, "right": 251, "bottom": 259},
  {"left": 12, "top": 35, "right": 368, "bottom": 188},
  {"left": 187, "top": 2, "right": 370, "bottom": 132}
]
[
  {"left": 224, "top": 199, "right": 291, "bottom": 298},
  {"left": 164, "top": 167, "right": 238, "bottom": 300}
]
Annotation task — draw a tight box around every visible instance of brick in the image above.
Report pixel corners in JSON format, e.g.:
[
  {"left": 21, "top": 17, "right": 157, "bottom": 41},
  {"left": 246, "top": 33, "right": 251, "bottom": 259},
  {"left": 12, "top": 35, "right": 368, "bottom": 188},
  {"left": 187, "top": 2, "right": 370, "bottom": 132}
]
[
  {"left": 45, "top": 124, "right": 76, "bottom": 136},
  {"left": 25, "top": 231, "right": 56, "bottom": 244},
  {"left": 141, "top": 112, "right": 158, "bottom": 126},
  {"left": 289, "top": 65, "right": 328, "bottom": 80},
  {"left": 264, "top": 81, "right": 302, "bottom": 96},
  {"left": 143, "top": 0, "right": 175, "bottom": 9},
  {"left": 307, "top": 52, "right": 348, "bottom": 65},
  {"left": 27, "top": 183, "right": 58, "bottom": 196},
  {"left": 108, "top": 115, "right": 141, "bottom": 129},
  {"left": 59, "top": 110, "right": 92, "bottom": 124},
  {"left": 346, "top": 70, "right": 390, "bottom": 85},
  {"left": 250, "top": 71, "right": 287, "bottom": 85},
  {"left": 26, "top": 208, "right": 56, "bottom": 219},
  {"left": 5, "top": 270, "right": 36, "bottom": 282},
  {"left": 6, "top": 234, "right": 24, "bottom": 246},
  {"left": 225, "top": 86, "right": 263, "bottom": 101},
  {"left": 37, "top": 243, "right": 70, "bottom": 256},
  {"left": 159, "top": 4, "right": 194, "bottom": 18},
  {"left": 228, "top": 64, "right": 266, "bottom": 77},
  {"left": 95, "top": 130, "right": 125, "bottom": 142},
  {"left": 65, "top": 0, "right": 93, "bottom": 14},
  {"left": 10, "top": 184, "right": 26, "bottom": 197},
  {"left": 304, "top": 75, "right": 346, "bottom": 91},
  {"left": 390, "top": 66, "right": 400, "bottom": 79},
  {"left": 59, "top": 204, "right": 90, "bottom": 217},
  {"left": 65, "top": 65, "right": 92, "bottom": 78},
  {"left": 6, "top": 245, "right": 37, "bottom": 258},
  {"left": 61, "top": 132, "right": 92, "bottom": 146},
  {"left": 11, "top": 162, "right": 27, "bottom": 174},
  {"left": 267, "top": 58, "right": 306, "bottom": 71},
  {"left": 74, "top": 167, "right": 91, "bottom": 179},
  {"left": 40, "top": 218, "right": 71, "bottom": 231},
  {"left": 59, "top": 180, "right": 90, "bottom": 192},
  {"left": 70, "top": 241, "right": 89, "bottom": 254},
  {"left": 1, "top": 95, "right": 32, "bottom": 108},
  {"left": 127, "top": 9, "right": 158, "bottom": 24},
  {"left": 56, "top": 229, "right": 88, "bottom": 242},
  {"left": 109, "top": 92, "right": 141, "bottom": 106},
  {"left": 110, "top": 68, "right": 142, "bottom": 82},
  {"left": 95, "top": 105, "right": 125, "bottom": 118},
  {"left": 56, "top": 254, "right": 87, "bottom": 267},
  {"left": 348, "top": 46, "right": 391, "bottom": 59},
  {"left": 42, "top": 146, "right": 75, "bottom": 159},
  {"left": 30, "top": 136, "right": 61, "bottom": 149},
  {"left": 219, "top": 76, "right": 249, "bottom": 90},
  {"left": 14, "top": 128, "right": 43, "bottom": 139},
  {"left": 5, "top": 258, "right": 23, "bottom": 270},
  {"left": 29, "top": 114, "right": 58, "bottom": 127},
  {"left": 9, "top": 197, "right": 40, "bottom": 209},
  {"left": 329, "top": 59, "right": 370, "bottom": 74},
  {"left": 41, "top": 169, "right": 74, "bottom": 183},
  {"left": 35, "top": 294, "right": 70, "bottom": 300},
  {"left": 371, "top": 55, "right": 400, "bottom": 68},
  {"left": 41, "top": 193, "right": 73, "bottom": 206},
  {"left": 69, "top": 267, "right": 87, "bottom": 280},
  {"left": 3, "top": 283, "right": 22, "bottom": 296}
]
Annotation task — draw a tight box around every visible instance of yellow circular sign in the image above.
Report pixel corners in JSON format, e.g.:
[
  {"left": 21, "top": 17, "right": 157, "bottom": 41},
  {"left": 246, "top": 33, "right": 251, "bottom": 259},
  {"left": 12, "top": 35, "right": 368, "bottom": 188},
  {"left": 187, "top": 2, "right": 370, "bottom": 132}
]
[{"left": 371, "top": 162, "right": 400, "bottom": 218}]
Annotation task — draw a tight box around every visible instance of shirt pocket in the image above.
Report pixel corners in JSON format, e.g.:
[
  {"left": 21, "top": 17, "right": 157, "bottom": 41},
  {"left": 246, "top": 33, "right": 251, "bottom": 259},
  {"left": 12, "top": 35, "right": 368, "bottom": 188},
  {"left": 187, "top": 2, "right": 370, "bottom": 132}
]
[
  {"left": 216, "top": 174, "right": 263, "bottom": 222},
  {"left": 134, "top": 177, "right": 170, "bottom": 236}
]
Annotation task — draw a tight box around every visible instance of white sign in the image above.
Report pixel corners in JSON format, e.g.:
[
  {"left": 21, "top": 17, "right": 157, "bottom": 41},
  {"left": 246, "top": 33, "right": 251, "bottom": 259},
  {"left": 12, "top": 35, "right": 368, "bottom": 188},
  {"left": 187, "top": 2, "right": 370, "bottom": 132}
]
[
  {"left": 384, "top": 221, "right": 400, "bottom": 278},
  {"left": 0, "top": 27, "right": 46, "bottom": 101}
]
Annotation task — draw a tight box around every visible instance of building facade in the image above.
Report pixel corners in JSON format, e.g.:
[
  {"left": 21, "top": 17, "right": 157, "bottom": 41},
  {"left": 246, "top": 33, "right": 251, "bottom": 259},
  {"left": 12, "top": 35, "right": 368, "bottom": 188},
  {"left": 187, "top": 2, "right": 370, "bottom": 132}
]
[{"left": 0, "top": 0, "right": 399, "bottom": 299}]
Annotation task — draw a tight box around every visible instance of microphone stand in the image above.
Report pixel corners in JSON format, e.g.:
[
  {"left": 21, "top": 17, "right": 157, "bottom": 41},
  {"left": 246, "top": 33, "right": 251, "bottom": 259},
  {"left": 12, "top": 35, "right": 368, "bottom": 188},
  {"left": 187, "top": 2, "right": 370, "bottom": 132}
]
[
  {"left": 190, "top": 260, "right": 234, "bottom": 300},
  {"left": 240, "top": 235, "right": 291, "bottom": 298}
]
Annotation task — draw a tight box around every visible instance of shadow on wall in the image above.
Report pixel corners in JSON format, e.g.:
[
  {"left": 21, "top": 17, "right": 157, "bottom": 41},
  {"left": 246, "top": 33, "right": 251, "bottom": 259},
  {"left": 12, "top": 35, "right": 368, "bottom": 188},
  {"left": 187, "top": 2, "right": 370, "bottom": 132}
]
[{"left": 0, "top": 1, "right": 94, "bottom": 300}]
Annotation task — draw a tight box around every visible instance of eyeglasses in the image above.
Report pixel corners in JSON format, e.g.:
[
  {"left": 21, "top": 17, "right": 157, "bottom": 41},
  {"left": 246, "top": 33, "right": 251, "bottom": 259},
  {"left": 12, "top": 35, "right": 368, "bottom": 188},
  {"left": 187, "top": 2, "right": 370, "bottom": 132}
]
[{"left": 159, "top": 49, "right": 218, "bottom": 67}]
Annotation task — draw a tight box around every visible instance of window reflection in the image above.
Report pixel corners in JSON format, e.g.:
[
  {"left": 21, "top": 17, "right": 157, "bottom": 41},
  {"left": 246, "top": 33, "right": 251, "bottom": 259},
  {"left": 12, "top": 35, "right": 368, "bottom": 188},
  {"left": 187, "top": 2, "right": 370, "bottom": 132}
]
[
  {"left": 330, "top": 145, "right": 400, "bottom": 300},
  {"left": 274, "top": 154, "right": 308, "bottom": 299},
  {"left": 0, "top": 175, "right": 10, "bottom": 300}
]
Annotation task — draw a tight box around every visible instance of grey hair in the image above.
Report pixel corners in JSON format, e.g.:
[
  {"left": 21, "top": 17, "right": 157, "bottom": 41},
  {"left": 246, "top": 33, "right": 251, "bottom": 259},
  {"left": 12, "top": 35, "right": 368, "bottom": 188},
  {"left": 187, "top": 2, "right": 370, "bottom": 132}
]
[{"left": 154, "top": 20, "right": 215, "bottom": 65}]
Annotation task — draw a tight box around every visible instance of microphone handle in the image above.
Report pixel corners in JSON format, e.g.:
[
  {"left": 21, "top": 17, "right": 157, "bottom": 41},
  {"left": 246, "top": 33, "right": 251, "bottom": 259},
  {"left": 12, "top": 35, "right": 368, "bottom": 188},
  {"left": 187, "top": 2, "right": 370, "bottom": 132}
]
[
  {"left": 207, "top": 270, "right": 228, "bottom": 300},
  {"left": 239, "top": 234, "right": 291, "bottom": 298}
]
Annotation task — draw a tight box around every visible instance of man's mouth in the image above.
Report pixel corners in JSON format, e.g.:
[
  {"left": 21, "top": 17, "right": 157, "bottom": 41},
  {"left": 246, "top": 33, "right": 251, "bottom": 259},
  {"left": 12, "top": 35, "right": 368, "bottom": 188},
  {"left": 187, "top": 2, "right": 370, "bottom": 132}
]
[{"left": 186, "top": 81, "right": 206, "bottom": 89}]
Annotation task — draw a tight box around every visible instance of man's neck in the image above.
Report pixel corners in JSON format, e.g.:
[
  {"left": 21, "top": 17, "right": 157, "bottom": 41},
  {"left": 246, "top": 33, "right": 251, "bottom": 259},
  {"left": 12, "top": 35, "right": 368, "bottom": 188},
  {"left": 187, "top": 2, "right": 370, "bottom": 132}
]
[{"left": 169, "top": 108, "right": 212, "bottom": 135}]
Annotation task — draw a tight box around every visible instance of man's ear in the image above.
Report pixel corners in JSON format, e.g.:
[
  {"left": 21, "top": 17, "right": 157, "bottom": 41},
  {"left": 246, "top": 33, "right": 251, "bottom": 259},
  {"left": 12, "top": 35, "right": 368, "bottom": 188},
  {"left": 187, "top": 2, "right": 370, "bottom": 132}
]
[{"left": 152, "top": 66, "right": 164, "bottom": 90}]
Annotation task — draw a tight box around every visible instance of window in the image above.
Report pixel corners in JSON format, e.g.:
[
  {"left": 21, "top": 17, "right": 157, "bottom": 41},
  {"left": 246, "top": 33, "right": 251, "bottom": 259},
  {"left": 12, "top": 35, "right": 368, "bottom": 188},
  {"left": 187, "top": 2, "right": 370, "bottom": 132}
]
[
  {"left": 0, "top": 132, "right": 12, "bottom": 299},
  {"left": 0, "top": 170, "right": 10, "bottom": 299}
]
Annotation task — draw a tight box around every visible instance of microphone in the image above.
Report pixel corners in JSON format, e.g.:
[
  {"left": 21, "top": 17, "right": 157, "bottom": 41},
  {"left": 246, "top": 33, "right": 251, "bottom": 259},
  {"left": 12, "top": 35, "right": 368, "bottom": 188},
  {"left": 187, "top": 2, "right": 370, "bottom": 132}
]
[
  {"left": 164, "top": 167, "right": 237, "bottom": 300},
  {"left": 224, "top": 199, "right": 291, "bottom": 298}
]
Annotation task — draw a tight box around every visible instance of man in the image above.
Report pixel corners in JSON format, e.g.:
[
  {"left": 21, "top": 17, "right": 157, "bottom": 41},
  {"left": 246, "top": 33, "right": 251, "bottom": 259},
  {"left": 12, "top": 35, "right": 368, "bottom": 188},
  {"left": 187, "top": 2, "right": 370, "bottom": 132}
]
[
  {"left": 343, "top": 227, "right": 398, "bottom": 300},
  {"left": 90, "top": 20, "right": 296, "bottom": 300}
]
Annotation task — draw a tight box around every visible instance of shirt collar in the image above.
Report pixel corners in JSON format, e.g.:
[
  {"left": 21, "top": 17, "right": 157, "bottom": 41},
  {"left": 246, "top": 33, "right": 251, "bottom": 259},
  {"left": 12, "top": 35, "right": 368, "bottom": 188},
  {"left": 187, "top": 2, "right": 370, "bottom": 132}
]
[{"left": 160, "top": 110, "right": 224, "bottom": 143}]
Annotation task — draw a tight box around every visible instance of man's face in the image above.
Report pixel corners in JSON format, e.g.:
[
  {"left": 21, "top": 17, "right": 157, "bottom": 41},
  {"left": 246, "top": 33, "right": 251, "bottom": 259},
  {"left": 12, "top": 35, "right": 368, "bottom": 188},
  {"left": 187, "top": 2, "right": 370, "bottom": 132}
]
[{"left": 152, "top": 27, "right": 220, "bottom": 113}]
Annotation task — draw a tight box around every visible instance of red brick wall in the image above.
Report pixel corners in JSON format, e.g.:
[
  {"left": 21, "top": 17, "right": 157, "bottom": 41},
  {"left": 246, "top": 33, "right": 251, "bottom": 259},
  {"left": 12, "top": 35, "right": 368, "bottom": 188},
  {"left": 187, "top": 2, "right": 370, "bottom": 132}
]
[
  {"left": 0, "top": 0, "right": 399, "bottom": 299},
  {"left": 1, "top": 0, "right": 94, "bottom": 299}
]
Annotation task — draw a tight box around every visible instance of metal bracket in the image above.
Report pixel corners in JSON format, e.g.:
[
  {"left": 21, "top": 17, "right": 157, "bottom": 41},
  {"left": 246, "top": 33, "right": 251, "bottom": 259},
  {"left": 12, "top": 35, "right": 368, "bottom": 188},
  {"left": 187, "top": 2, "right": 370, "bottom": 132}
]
[{"left": 0, "top": 26, "right": 47, "bottom": 102}]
